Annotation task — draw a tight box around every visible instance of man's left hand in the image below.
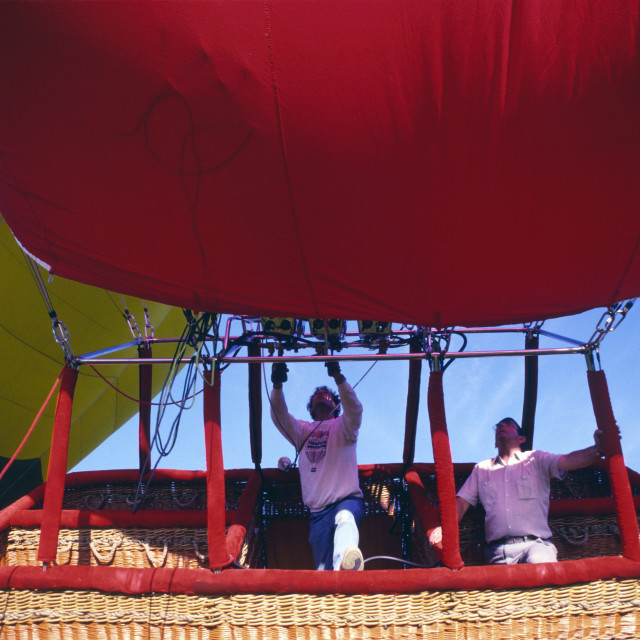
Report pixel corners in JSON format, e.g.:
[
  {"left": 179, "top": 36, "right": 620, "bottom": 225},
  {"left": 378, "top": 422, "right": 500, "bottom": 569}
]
[
  {"left": 428, "top": 526, "right": 443, "bottom": 546},
  {"left": 593, "top": 429, "right": 604, "bottom": 457},
  {"left": 325, "top": 361, "right": 346, "bottom": 384}
]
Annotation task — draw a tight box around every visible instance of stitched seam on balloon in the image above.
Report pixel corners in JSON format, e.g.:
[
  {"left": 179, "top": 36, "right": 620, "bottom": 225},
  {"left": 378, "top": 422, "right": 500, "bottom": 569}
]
[{"left": 263, "top": 0, "right": 320, "bottom": 316}]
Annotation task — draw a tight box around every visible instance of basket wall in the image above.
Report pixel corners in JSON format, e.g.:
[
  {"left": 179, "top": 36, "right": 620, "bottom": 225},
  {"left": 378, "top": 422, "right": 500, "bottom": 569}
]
[
  {"left": 1, "top": 579, "right": 639, "bottom": 639},
  {"left": 0, "top": 478, "right": 264, "bottom": 569},
  {"left": 0, "top": 467, "right": 634, "bottom": 572}
]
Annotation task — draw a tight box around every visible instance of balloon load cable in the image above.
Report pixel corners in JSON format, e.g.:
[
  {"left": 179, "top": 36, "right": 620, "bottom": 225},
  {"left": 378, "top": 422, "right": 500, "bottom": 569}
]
[{"left": 88, "top": 364, "right": 203, "bottom": 406}]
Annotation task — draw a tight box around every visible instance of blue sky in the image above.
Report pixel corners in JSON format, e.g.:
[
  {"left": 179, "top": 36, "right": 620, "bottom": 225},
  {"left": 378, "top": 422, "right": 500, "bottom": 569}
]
[{"left": 73, "top": 307, "right": 640, "bottom": 474}]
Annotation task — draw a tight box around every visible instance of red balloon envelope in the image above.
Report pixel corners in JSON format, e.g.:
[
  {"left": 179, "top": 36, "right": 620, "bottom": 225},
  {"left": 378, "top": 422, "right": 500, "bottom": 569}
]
[{"left": 0, "top": 1, "right": 638, "bottom": 327}]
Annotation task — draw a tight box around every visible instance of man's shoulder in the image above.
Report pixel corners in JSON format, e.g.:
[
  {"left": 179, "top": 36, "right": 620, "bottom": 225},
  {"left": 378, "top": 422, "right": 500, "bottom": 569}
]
[{"left": 525, "top": 449, "right": 558, "bottom": 461}]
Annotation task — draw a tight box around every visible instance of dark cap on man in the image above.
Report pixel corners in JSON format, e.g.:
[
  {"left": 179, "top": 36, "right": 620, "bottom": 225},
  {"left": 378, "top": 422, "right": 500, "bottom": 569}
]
[{"left": 496, "top": 417, "right": 524, "bottom": 436}]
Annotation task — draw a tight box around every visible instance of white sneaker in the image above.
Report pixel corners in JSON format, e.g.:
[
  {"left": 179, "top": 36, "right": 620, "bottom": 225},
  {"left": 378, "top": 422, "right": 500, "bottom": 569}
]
[{"left": 340, "top": 546, "right": 364, "bottom": 570}]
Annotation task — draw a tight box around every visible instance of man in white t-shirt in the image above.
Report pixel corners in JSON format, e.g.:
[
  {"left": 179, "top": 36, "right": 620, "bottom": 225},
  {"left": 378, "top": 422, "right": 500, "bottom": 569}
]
[
  {"left": 430, "top": 417, "right": 603, "bottom": 564},
  {"left": 270, "top": 361, "right": 364, "bottom": 570}
]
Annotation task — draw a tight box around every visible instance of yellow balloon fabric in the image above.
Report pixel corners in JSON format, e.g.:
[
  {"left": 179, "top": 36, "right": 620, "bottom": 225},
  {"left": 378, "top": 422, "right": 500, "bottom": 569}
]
[{"left": 0, "top": 221, "right": 185, "bottom": 496}]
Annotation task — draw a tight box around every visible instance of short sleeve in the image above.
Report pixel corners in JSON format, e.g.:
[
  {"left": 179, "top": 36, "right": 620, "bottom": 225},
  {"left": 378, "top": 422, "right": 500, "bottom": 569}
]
[
  {"left": 457, "top": 464, "right": 480, "bottom": 507},
  {"left": 533, "top": 450, "right": 565, "bottom": 480}
]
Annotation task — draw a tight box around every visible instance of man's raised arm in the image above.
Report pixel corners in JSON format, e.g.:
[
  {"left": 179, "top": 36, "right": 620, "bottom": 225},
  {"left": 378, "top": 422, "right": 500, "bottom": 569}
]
[
  {"left": 557, "top": 429, "right": 604, "bottom": 471},
  {"left": 326, "top": 362, "right": 362, "bottom": 437}
]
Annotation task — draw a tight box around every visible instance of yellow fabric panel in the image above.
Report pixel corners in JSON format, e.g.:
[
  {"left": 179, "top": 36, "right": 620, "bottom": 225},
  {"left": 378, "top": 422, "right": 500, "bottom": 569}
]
[{"left": 0, "top": 221, "right": 186, "bottom": 474}]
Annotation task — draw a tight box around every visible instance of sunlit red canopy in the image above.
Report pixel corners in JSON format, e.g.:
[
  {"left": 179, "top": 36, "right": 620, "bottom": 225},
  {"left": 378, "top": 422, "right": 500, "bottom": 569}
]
[{"left": 0, "top": 1, "right": 638, "bottom": 327}]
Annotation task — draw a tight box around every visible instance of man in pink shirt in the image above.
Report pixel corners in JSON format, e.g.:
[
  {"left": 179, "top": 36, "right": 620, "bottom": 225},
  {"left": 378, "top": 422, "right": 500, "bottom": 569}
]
[{"left": 430, "top": 417, "right": 603, "bottom": 564}]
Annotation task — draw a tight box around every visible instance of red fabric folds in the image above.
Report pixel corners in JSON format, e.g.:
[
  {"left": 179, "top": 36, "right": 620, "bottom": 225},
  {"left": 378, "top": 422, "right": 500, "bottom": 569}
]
[
  {"left": 225, "top": 469, "right": 262, "bottom": 560},
  {"left": 587, "top": 370, "right": 640, "bottom": 561},
  {"left": 38, "top": 365, "right": 78, "bottom": 563},
  {"left": 203, "top": 368, "right": 233, "bottom": 569},
  {"left": 12, "top": 509, "right": 222, "bottom": 528},
  {"left": 1, "top": 3, "right": 639, "bottom": 327},
  {"left": 427, "top": 371, "right": 463, "bottom": 569},
  {"left": 405, "top": 468, "right": 442, "bottom": 563}
]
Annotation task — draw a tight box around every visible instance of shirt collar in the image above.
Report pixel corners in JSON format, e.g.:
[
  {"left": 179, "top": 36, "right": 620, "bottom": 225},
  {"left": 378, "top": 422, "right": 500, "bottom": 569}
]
[{"left": 493, "top": 449, "right": 524, "bottom": 466}]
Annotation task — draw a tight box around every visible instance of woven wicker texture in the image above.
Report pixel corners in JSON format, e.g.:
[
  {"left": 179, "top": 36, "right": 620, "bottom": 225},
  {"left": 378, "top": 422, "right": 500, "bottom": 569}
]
[
  {"left": 1, "top": 579, "right": 639, "bottom": 639},
  {"left": 0, "top": 474, "right": 410, "bottom": 571},
  {"left": 0, "top": 523, "right": 264, "bottom": 569},
  {"left": 43, "top": 479, "right": 249, "bottom": 512},
  {"left": 0, "top": 476, "right": 264, "bottom": 569}
]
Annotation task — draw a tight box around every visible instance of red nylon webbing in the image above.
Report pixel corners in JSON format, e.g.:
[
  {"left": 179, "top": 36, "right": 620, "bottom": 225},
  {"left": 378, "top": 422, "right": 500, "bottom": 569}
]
[
  {"left": 427, "top": 371, "right": 463, "bottom": 569},
  {"left": 405, "top": 468, "right": 443, "bottom": 563},
  {"left": 521, "top": 334, "right": 539, "bottom": 451},
  {"left": 2, "top": 556, "right": 640, "bottom": 596},
  {"left": 138, "top": 343, "right": 152, "bottom": 472},
  {"left": 14, "top": 509, "right": 226, "bottom": 528},
  {"left": 37, "top": 365, "right": 78, "bottom": 563},
  {"left": 203, "top": 368, "right": 233, "bottom": 569},
  {"left": 226, "top": 469, "right": 262, "bottom": 560},
  {"left": 403, "top": 341, "right": 422, "bottom": 465},
  {"left": 248, "top": 341, "right": 262, "bottom": 466},
  {"left": 587, "top": 369, "right": 640, "bottom": 561}
]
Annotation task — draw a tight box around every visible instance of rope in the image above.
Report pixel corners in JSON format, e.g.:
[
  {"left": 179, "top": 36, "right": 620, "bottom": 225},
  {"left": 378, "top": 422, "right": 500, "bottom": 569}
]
[
  {"left": 171, "top": 487, "right": 198, "bottom": 509},
  {"left": 0, "top": 368, "right": 63, "bottom": 484},
  {"left": 133, "top": 312, "right": 219, "bottom": 511},
  {"left": 54, "top": 538, "right": 74, "bottom": 566},
  {"left": 88, "top": 364, "right": 203, "bottom": 406},
  {"left": 193, "top": 539, "right": 208, "bottom": 565},
  {"left": 82, "top": 494, "right": 106, "bottom": 511},
  {"left": 90, "top": 532, "right": 124, "bottom": 565},
  {"left": 363, "top": 555, "right": 439, "bottom": 569},
  {"left": 142, "top": 538, "right": 168, "bottom": 568}
]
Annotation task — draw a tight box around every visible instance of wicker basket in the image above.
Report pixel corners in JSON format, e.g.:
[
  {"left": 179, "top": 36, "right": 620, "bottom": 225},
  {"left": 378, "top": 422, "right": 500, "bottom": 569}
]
[
  {"left": 0, "top": 476, "right": 264, "bottom": 569},
  {"left": 0, "top": 522, "right": 264, "bottom": 569},
  {"left": 0, "top": 470, "right": 410, "bottom": 571},
  {"left": 2, "top": 467, "right": 632, "bottom": 571},
  {"left": 1, "top": 579, "right": 639, "bottom": 639},
  {"left": 47, "top": 478, "right": 248, "bottom": 512},
  {"left": 1, "top": 467, "right": 640, "bottom": 638}
]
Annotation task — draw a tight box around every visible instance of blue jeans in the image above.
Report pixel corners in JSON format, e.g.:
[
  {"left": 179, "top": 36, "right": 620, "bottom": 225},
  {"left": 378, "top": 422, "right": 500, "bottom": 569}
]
[
  {"left": 484, "top": 536, "right": 558, "bottom": 564},
  {"left": 308, "top": 496, "right": 364, "bottom": 570}
]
